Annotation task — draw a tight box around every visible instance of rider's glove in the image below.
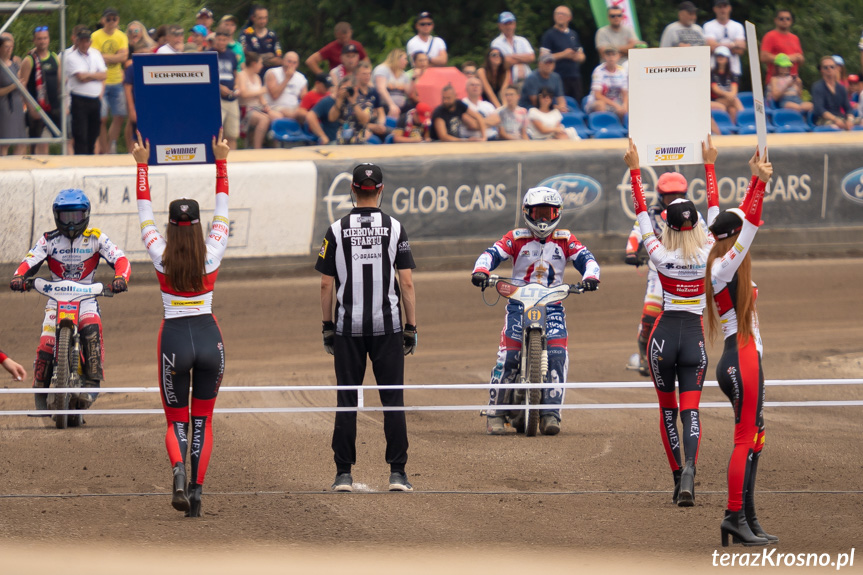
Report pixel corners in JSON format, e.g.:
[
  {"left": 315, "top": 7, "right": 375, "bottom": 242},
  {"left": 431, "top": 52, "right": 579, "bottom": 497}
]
[
  {"left": 403, "top": 324, "right": 417, "bottom": 355},
  {"left": 624, "top": 253, "right": 639, "bottom": 266},
  {"left": 471, "top": 272, "right": 489, "bottom": 288},
  {"left": 322, "top": 321, "right": 335, "bottom": 355},
  {"left": 583, "top": 277, "right": 600, "bottom": 291},
  {"left": 10, "top": 276, "right": 27, "bottom": 292},
  {"left": 111, "top": 276, "right": 128, "bottom": 293},
  {"left": 637, "top": 252, "right": 650, "bottom": 267}
]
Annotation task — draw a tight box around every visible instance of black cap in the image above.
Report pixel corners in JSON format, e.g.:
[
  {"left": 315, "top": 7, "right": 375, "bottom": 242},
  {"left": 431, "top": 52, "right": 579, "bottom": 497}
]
[
  {"left": 678, "top": 1, "right": 697, "bottom": 12},
  {"left": 352, "top": 163, "right": 383, "bottom": 191},
  {"left": 709, "top": 208, "right": 745, "bottom": 239},
  {"left": 341, "top": 43, "right": 359, "bottom": 54},
  {"left": 76, "top": 28, "right": 92, "bottom": 40},
  {"left": 713, "top": 0, "right": 730, "bottom": 5},
  {"left": 417, "top": 11, "right": 432, "bottom": 20},
  {"left": 315, "top": 73, "right": 332, "bottom": 86},
  {"left": 102, "top": 7, "right": 118, "bottom": 17},
  {"left": 665, "top": 199, "right": 699, "bottom": 231},
  {"left": 169, "top": 198, "right": 201, "bottom": 226}
]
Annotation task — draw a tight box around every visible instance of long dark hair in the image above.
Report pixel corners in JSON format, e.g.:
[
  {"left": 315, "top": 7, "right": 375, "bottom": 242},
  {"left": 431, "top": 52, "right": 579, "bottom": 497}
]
[
  {"left": 162, "top": 224, "right": 206, "bottom": 292},
  {"left": 483, "top": 48, "right": 507, "bottom": 92},
  {"left": 705, "top": 235, "right": 755, "bottom": 345}
]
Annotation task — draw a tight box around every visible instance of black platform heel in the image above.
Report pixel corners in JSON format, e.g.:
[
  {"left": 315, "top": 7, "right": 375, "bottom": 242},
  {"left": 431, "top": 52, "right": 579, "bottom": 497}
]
[
  {"left": 171, "top": 462, "right": 190, "bottom": 512},
  {"left": 745, "top": 508, "right": 778, "bottom": 543},
  {"left": 677, "top": 460, "right": 696, "bottom": 507},
  {"left": 185, "top": 483, "right": 202, "bottom": 518},
  {"left": 721, "top": 509, "right": 769, "bottom": 547}
]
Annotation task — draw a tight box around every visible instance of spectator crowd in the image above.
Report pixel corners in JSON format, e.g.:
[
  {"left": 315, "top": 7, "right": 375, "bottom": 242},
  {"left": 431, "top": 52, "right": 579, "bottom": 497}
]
[{"left": 1, "top": 2, "right": 861, "bottom": 156}]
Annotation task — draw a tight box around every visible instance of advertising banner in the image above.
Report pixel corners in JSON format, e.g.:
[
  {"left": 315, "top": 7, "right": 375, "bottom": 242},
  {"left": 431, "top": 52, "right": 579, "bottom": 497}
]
[
  {"left": 133, "top": 53, "right": 222, "bottom": 166},
  {"left": 312, "top": 145, "right": 863, "bottom": 248},
  {"left": 628, "top": 46, "right": 712, "bottom": 166}
]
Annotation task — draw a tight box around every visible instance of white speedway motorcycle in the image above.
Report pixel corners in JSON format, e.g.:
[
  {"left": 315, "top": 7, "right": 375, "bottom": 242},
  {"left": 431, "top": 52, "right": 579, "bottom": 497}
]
[
  {"left": 482, "top": 275, "right": 584, "bottom": 436},
  {"left": 27, "top": 278, "right": 115, "bottom": 429}
]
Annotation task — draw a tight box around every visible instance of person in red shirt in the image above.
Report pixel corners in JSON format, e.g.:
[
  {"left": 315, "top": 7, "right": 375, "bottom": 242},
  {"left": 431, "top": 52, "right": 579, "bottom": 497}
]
[
  {"left": 759, "top": 9, "right": 804, "bottom": 82},
  {"left": 305, "top": 22, "right": 368, "bottom": 74},
  {"left": 299, "top": 74, "right": 332, "bottom": 115}
]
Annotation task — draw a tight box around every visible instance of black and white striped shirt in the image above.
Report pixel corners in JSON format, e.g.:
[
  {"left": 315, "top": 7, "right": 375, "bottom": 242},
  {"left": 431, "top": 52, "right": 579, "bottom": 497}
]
[{"left": 316, "top": 207, "right": 415, "bottom": 336}]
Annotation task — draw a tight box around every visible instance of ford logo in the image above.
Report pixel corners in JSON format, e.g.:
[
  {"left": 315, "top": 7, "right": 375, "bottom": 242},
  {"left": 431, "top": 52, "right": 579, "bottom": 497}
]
[
  {"left": 535, "top": 174, "right": 602, "bottom": 212},
  {"left": 840, "top": 168, "right": 863, "bottom": 206}
]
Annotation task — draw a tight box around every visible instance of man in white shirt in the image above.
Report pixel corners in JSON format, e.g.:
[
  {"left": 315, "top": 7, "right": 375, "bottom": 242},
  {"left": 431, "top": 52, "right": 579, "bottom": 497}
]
[
  {"left": 491, "top": 12, "right": 535, "bottom": 87},
  {"left": 266, "top": 51, "right": 308, "bottom": 119},
  {"left": 156, "top": 26, "right": 184, "bottom": 54},
  {"left": 703, "top": 0, "right": 746, "bottom": 76},
  {"left": 406, "top": 11, "right": 447, "bottom": 67},
  {"left": 64, "top": 28, "right": 106, "bottom": 155},
  {"left": 461, "top": 76, "right": 500, "bottom": 139}
]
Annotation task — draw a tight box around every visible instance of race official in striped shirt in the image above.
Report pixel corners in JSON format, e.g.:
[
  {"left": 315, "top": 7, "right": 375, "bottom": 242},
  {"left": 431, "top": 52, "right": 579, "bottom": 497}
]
[{"left": 316, "top": 163, "right": 417, "bottom": 493}]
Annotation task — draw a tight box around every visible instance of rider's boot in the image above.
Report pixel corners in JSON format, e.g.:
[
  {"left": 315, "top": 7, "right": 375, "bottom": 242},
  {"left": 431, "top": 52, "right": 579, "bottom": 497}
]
[
  {"left": 637, "top": 335, "right": 649, "bottom": 377},
  {"left": 33, "top": 349, "right": 54, "bottom": 411},
  {"left": 185, "top": 483, "right": 202, "bottom": 518},
  {"left": 539, "top": 414, "right": 560, "bottom": 435},
  {"left": 486, "top": 415, "right": 506, "bottom": 435},
  {"left": 78, "top": 324, "right": 103, "bottom": 408},
  {"left": 171, "top": 462, "right": 190, "bottom": 512}
]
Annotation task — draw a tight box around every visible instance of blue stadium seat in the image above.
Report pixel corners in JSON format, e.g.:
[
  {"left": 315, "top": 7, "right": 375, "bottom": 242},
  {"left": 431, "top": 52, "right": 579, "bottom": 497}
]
[
  {"left": 366, "top": 134, "right": 382, "bottom": 145},
  {"left": 385, "top": 117, "right": 398, "bottom": 130},
  {"left": 384, "top": 133, "right": 395, "bottom": 144},
  {"left": 711, "top": 109, "right": 737, "bottom": 135},
  {"left": 581, "top": 95, "right": 591, "bottom": 113},
  {"left": 587, "top": 111, "right": 627, "bottom": 138},
  {"left": 270, "top": 119, "right": 316, "bottom": 145},
  {"left": 854, "top": 123, "right": 863, "bottom": 131},
  {"left": 561, "top": 112, "right": 592, "bottom": 138},
  {"left": 737, "top": 91, "right": 754, "bottom": 110},
  {"left": 564, "top": 96, "right": 580, "bottom": 112},
  {"left": 771, "top": 109, "right": 811, "bottom": 133}
]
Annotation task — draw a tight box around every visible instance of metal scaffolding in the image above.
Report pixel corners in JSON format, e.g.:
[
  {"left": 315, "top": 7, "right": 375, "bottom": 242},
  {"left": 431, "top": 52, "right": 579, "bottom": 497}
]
[{"left": 0, "top": 0, "right": 66, "bottom": 153}]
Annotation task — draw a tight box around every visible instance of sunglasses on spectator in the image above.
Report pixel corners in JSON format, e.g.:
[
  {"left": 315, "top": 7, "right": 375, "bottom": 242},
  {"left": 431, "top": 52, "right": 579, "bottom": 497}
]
[
  {"left": 489, "top": 52, "right": 501, "bottom": 58},
  {"left": 105, "top": 16, "right": 118, "bottom": 22},
  {"left": 35, "top": 26, "right": 48, "bottom": 32},
  {"left": 539, "top": 93, "right": 553, "bottom": 98},
  {"left": 418, "top": 21, "right": 433, "bottom": 26},
  {"left": 609, "top": 14, "right": 623, "bottom": 18},
  {"left": 777, "top": 16, "right": 791, "bottom": 21}
]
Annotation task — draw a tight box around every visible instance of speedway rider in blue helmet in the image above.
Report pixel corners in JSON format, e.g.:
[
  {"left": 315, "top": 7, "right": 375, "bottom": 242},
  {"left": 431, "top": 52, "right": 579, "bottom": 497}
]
[
  {"left": 10, "top": 189, "right": 131, "bottom": 412},
  {"left": 471, "top": 187, "right": 600, "bottom": 435}
]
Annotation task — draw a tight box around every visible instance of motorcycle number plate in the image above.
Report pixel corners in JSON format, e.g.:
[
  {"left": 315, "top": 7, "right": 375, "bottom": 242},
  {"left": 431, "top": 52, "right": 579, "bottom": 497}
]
[
  {"left": 58, "top": 311, "right": 76, "bottom": 320},
  {"left": 526, "top": 308, "right": 542, "bottom": 321}
]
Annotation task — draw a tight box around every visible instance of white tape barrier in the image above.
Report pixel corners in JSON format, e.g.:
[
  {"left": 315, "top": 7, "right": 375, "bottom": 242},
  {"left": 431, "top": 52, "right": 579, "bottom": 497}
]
[{"left": 1, "top": 379, "right": 860, "bottom": 416}]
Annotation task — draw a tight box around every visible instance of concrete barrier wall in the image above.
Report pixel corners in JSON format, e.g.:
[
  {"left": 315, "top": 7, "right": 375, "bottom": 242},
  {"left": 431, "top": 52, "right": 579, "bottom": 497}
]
[
  {"left": 1, "top": 161, "right": 317, "bottom": 263},
  {"left": 1, "top": 133, "right": 862, "bottom": 268}
]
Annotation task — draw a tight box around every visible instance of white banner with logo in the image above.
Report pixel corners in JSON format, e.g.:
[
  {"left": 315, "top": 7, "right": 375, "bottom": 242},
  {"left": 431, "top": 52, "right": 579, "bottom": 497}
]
[{"left": 628, "top": 46, "right": 711, "bottom": 166}]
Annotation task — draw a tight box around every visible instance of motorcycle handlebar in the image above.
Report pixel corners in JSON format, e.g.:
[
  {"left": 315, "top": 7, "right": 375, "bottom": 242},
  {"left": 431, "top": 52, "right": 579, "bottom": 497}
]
[
  {"left": 22, "top": 278, "right": 117, "bottom": 297},
  {"left": 486, "top": 275, "right": 584, "bottom": 294}
]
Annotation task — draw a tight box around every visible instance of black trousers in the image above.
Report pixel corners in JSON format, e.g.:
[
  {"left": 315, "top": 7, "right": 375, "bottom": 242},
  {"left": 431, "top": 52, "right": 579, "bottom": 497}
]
[
  {"left": 562, "top": 77, "right": 584, "bottom": 103},
  {"left": 71, "top": 94, "right": 100, "bottom": 155},
  {"left": 332, "top": 332, "right": 408, "bottom": 473}
]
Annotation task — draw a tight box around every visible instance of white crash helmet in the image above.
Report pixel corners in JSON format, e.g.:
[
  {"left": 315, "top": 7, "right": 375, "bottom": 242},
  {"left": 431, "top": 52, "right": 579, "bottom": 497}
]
[{"left": 522, "top": 186, "right": 563, "bottom": 239}]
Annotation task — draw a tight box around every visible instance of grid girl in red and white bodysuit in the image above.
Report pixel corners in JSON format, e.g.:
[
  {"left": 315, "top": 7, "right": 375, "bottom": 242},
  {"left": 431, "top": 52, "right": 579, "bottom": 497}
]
[
  {"left": 132, "top": 132, "right": 230, "bottom": 518},
  {"left": 624, "top": 137, "right": 720, "bottom": 507},
  {"left": 706, "top": 151, "right": 777, "bottom": 546}
]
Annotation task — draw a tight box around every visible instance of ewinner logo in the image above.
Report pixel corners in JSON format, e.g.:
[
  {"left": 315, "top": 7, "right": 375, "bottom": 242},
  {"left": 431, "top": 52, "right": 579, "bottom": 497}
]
[
  {"left": 652, "top": 145, "right": 690, "bottom": 163},
  {"left": 157, "top": 144, "right": 206, "bottom": 163},
  {"left": 142, "top": 65, "right": 211, "bottom": 85}
]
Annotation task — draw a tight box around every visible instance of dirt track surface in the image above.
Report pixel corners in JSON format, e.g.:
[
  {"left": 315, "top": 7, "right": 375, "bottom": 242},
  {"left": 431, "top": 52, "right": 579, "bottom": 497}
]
[{"left": 0, "top": 260, "right": 861, "bottom": 573}]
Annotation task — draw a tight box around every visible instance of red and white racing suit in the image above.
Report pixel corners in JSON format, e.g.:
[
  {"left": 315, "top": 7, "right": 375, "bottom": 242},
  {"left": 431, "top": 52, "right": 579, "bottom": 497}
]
[
  {"left": 710, "top": 174, "right": 768, "bottom": 513},
  {"left": 15, "top": 228, "right": 131, "bottom": 389},
  {"left": 473, "top": 228, "right": 600, "bottom": 421},
  {"left": 137, "top": 160, "right": 228, "bottom": 487},
  {"left": 630, "top": 165, "right": 718, "bottom": 473}
]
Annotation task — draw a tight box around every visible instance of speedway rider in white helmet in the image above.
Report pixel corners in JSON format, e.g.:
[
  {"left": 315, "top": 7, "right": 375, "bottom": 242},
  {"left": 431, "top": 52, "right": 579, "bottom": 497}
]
[{"left": 471, "top": 187, "right": 600, "bottom": 436}]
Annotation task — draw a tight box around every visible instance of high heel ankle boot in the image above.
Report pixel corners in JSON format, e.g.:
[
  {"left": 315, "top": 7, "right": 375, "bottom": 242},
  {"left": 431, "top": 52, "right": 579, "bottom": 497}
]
[
  {"left": 745, "top": 506, "right": 778, "bottom": 543},
  {"left": 672, "top": 469, "right": 682, "bottom": 505},
  {"left": 185, "top": 483, "right": 202, "bottom": 518},
  {"left": 171, "top": 463, "right": 190, "bottom": 512},
  {"left": 677, "top": 460, "right": 696, "bottom": 507},
  {"left": 721, "top": 509, "right": 769, "bottom": 547}
]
